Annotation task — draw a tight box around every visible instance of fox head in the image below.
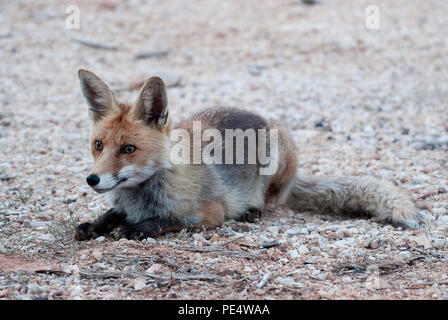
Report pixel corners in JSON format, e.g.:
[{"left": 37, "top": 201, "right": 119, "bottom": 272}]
[{"left": 79, "top": 70, "right": 171, "bottom": 193}]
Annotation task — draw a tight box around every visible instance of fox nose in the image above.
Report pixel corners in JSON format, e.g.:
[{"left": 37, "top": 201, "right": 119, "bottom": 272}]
[{"left": 86, "top": 174, "right": 100, "bottom": 187}]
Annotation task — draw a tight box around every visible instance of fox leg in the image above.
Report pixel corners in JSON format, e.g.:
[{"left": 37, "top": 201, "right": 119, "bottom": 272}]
[
  {"left": 75, "top": 208, "right": 126, "bottom": 241},
  {"left": 113, "top": 216, "right": 186, "bottom": 240},
  {"left": 115, "top": 199, "right": 227, "bottom": 240}
]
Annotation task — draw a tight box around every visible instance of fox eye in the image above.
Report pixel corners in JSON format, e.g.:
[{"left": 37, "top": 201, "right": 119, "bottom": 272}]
[
  {"left": 94, "top": 140, "right": 103, "bottom": 151},
  {"left": 121, "top": 145, "right": 136, "bottom": 154}
]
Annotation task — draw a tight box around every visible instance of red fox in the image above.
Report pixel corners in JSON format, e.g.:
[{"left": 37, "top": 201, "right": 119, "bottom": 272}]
[{"left": 75, "top": 70, "right": 422, "bottom": 241}]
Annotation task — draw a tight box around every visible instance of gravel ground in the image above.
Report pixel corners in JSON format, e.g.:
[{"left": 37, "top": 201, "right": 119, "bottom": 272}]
[{"left": 1, "top": 0, "right": 447, "bottom": 300}]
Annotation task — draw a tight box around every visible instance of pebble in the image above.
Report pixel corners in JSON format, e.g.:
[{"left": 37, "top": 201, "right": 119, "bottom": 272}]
[
  {"left": 287, "top": 228, "right": 299, "bottom": 236},
  {"left": 146, "top": 237, "right": 157, "bottom": 244},
  {"left": 71, "top": 265, "right": 80, "bottom": 275},
  {"left": 395, "top": 251, "right": 412, "bottom": 262},
  {"left": 433, "top": 238, "right": 446, "bottom": 249},
  {"left": 146, "top": 264, "right": 162, "bottom": 274},
  {"left": 36, "top": 234, "right": 55, "bottom": 242},
  {"left": 30, "top": 221, "right": 49, "bottom": 229},
  {"left": 318, "top": 239, "right": 330, "bottom": 251},
  {"left": 192, "top": 233, "right": 207, "bottom": 242},
  {"left": 413, "top": 235, "right": 431, "bottom": 249},
  {"left": 267, "top": 226, "right": 280, "bottom": 235},
  {"left": 95, "top": 236, "right": 105, "bottom": 242},
  {"left": 132, "top": 278, "right": 147, "bottom": 290},
  {"left": 288, "top": 250, "right": 300, "bottom": 259},
  {"left": 0, "top": 288, "right": 10, "bottom": 298},
  {"left": 92, "top": 250, "right": 103, "bottom": 261},
  {"left": 371, "top": 278, "right": 389, "bottom": 290},
  {"left": 247, "top": 64, "right": 266, "bottom": 76},
  {"left": 438, "top": 215, "right": 448, "bottom": 224},
  {"left": 27, "top": 283, "right": 47, "bottom": 295},
  {"left": 276, "top": 277, "right": 296, "bottom": 286},
  {"left": 68, "top": 203, "right": 76, "bottom": 212},
  {"left": 69, "top": 285, "right": 84, "bottom": 297},
  {"left": 92, "top": 263, "right": 107, "bottom": 270},
  {"left": 334, "top": 239, "right": 350, "bottom": 247},
  {"left": 367, "top": 238, "right": 382, "bottom": 249},
  {"left": 335, "top": 228, "right": 351, "bottom": 239},
  {"left": 297, "top": 245, "right": 309, "bottom": 255}
]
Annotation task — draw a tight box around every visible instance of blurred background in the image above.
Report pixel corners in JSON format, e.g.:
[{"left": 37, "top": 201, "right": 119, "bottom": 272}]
[{"left": 2, "top": 0, "right": 447, "bottom": 191}]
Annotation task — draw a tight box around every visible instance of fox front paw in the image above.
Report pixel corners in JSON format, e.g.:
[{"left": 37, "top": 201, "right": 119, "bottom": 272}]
[
  {"left": 74, "top": 222, "right": 101, "bottom": 241},
  {"left": 111, "top": 225, "right": 148, "bottom": 241},
  {"left": 237, "top": 208, "right": 263, "bottom": 223}
]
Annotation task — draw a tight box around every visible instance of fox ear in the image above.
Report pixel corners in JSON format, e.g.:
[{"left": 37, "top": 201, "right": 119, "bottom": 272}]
[
  {"left": 78, "top": 69, "right": 117, "bottom": 121},
  {"left": 134, "top": 77, "right": 168, "bottom": 127}
]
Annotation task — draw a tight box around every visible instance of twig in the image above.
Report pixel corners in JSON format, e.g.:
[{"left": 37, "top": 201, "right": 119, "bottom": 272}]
[
  {"left": 256, "top": 272, "right": 271, "bottom": 288},
  {"left": 71, "top": 38, "right": 118, "bottom": 50},
  {"left": 135, "top": 50, "right": 170, "bottom": 59},
  {"left": 146, "top": 272, "right": 221, "bottom": 282},
  {"left": 218, "top": 234, "right": 244, "bottom": 246},
  {"left": 260, "top": 240, "right": 280, "bottom": 248},
  {"left": 36, "top": 269, "right": 220, "bottom": 282},
  {"left": 406, "top": 281, "right": 448, "bottom": 289},
  {"left": 174, "top": 245, "right": 259, "bottom": 259}
]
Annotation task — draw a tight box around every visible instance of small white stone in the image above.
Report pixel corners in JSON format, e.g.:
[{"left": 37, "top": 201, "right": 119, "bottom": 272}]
[
  {"left": 276, "top": 277, "right": 296, "bottom": 286},
  {"left": 366, "top": 265, "right": 380, "bottom": 274},
  {"left": 395, "top": 251, "right": 412, "bottom": 262},
  {"left": 319, "top": 239, "right": 330, "bottom": 251},
  {"left": 71, "top": 265, "right": 80, "bottom": 275},
  {"left": 133, "top": 278, "right": 146, "bottom": 290},
  {"left": 146, "top": 237, "right": 157, "bottom": 244},
  {"left": 70, "top": 285, "right": 83, "bottom": 297},
  {"left": 413, "top": 235, "right": 431, "bottom": 249},
  {"left": 92, "top": 250, "right": 103, "bottom": 261},
  {"left": 95, "top": 236, "right": 105, "bottom": 242},
  {"left": 334, "top": 240, "right": 349, "bottom": 248},
  {"left": 146, "top": 264, "right": 162, "bottom": 274},
  {"left": 288, "top": 250, "right": 300, "bottom": 259},
  {"left": 297, "top": 245, "right": 309, "bottom": 255},
  {"left": 372, "top": 278, "right": 389, "bottom": 290},
  {"left": 36, "top": 234, "right": 54, "bottom": 242},
  {"left": 438, "top": 215, "right": 448, "bottom": 224},
  {"left": 68, "top": 203, "right": 76, "bottom": 212},
  {"left": 68, "top": 195, "right": 79, "bottom": 202},
  {"left": 267, "top": 226, "right": 280, "bottom": 235},
  {"left": 433, "top": 238, "right": 446, "bottom": 249},
  {"left": 92, "top": 263, "right": 106, "bottom": 270},
  {"left": 335, "top": 228, "right": 351, "bottom": 239},
  {"left": 192, "top": 233, "right": 207, "bottom": 242},
  {"left": 27, "top": 283, "right": 47, "bottom": 295}
]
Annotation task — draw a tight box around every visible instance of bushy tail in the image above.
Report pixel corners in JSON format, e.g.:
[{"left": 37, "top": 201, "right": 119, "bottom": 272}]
[{"left": 286, "top": 175, "right": 422, "bottom": 229}]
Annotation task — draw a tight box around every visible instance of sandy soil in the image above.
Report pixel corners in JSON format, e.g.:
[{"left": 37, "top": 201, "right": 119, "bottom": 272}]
[{"left": 0, "top": 0, "right": 447, "bottom": 299}]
